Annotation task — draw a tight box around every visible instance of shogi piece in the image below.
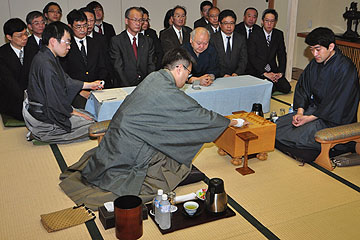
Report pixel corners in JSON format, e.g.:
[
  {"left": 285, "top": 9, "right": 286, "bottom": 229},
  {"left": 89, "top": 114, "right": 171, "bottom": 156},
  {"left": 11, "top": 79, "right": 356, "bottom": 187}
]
[{"left": 214, "top": 111, "right": 276, "bottom": 165}]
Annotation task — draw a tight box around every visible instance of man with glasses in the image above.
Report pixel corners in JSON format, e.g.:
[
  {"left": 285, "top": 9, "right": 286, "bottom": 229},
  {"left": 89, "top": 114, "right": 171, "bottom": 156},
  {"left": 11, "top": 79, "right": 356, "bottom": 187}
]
[
  {"left": 205, "top": 7, "right": 220, "bottom": 35},
  {"left": 0, "top": 18, "right": 34, "bottom": 120},
  {"left": 26, "top": 11, "right": 45, "bottom": 53},
  {"left": 248, "top": 9, "right": 291, "bottom": 94},
  {"left": 86, "top": 1, "right": 115, "bottom": 45},
  {"left": 160, "top": 5, "right": 192, "bottom": 54},
  {"left": 23, "top": 22, "right": 103, "bottom": 144},
  {"left": 43, "top": 2, "right": 62, "bottom": 24},
  {"left": 109, "top": 7, "right": 155, "bottom": 87},
  {"left": 194, "top": 1, "right": 213, "bottom": 28},
  {"left": 59, "top": 9, "right": 107, "bottom": 109},
  {"left": 210, "top": 9, "right": 247, "bottom": 77}
]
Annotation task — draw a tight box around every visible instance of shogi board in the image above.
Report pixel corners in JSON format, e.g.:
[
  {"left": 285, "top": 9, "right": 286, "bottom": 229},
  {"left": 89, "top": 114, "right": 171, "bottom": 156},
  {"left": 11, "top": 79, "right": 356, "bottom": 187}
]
[{"left": 214, "top": 111, "right": 276, "bottom": 158}]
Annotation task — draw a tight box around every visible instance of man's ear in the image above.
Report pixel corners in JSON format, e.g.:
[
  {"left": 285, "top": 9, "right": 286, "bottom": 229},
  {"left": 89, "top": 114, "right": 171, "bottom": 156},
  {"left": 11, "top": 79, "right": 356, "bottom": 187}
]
[
  {"left": 5, "top": 34, "right": 12, "bottom": 42},
  {"left": 328, "top": 43, "right": 335, "bottom": 51},
  {"left": 27, "top": 24, "right": 33, "bottom": 31}
]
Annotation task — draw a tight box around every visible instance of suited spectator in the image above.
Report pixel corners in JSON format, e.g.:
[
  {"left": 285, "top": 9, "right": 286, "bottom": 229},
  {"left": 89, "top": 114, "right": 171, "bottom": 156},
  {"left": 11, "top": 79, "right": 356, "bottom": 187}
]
[
  {"left": 60, "top": 9, "right": 107, "bottom": 108},
  {"left": 235, "top": 7, "right": 261, "bottom": 40},
  {"left": 205, "top": 7, "right": 220, "bottom": 35},
  {"left": 43, "top": 2, "right": 62, "bottom": 24},
  {"left": 210, "top": 9, "right": 247, "bottom": 77},
  {"left": 109, "top": 7, "right": 155, "bottom": 87},
  {"left": 194, "top": 1, "right": 213, "bottom": 28},
  {"left": 139, "top": 7, "right": 163, "bottom": 70},
  {"left": 184, "top": 27, "right": 218, "bottom": 86},
  {"left": 87, "top": 1, "right": 116, "bottom": 46},
  {"left": 248, "top": 9, "right": 291, "bottom": 94},
  {"left": 160, "top": 5, "right": 192, "bottom": 54},
  {"left": 26, "top": 11, "right": 45, "bottom": 54},
  {"left": 159, "top": 9, "right": 173, "bottom": 39},
  {"left": 0, "top": 18, "right": 34, "bottom": 120}
]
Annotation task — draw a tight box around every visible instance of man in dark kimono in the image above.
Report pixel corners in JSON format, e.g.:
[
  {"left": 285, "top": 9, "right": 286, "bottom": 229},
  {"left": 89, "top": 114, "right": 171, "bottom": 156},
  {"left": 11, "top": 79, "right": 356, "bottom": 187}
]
[
  {"left": 59, "top": 48, "right": 245, "bottom": 209},
  {"left": 276, "top": 27, "right": 359, "bottom": 157},
  {"left": 23, "top": 22, "right": 103, "bottom": 144}
]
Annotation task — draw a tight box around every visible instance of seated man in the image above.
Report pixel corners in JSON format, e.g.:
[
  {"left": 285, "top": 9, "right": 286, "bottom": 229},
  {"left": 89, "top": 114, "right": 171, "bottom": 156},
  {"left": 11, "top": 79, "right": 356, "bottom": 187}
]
[
  {"left": 248, "top": 9, "right": 291, "bottom": 94},
  {"left": 184, "top": 27, "right": 218, "bottom": 86},
  {"left": 23, "top": 22, "right": 103, "bottom": 144},
  {"left": 59, "top": 48, "right": 244, "bottom": 208},
  {"left": 276, "top": 27, "right": 359, "bottom": 158},
  {"left": 193, "top": 1, "right": 213, "bottom": 28}
]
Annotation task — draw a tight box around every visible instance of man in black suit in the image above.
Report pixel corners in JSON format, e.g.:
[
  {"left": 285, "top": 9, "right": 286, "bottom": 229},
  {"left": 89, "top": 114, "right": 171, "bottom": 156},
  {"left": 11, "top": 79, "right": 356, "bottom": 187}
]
[
  {"left": 205, "top": 7, "right": 220, "bottom": 35},
  {"left": 235, "top": 7, "right": 261, "bottom": 40},
  {"left": 160, "top": 5, "right": 192, "bottom": 54},
  {"left": 109, "top": 7, "right": 155, "bottom": 87},
  {"left": 0, "top": 18, "right": 35, "bottom": 120},
  {"left": 87, "top": 1, "right": 116, "bottom": 46},
  {"left": 26, "top": 11, "right": 45, "bottom": 54},
  {"left": 248, "top": 9, "right": 291, "bottom": 94},
  {"left": 210, "top": 10, "right": 247, "bottom": 77},
  {"left": 60, "top": 9, "right": 107, "bottom": 108},
  {"left": 140, "top": 7, "right": 163, "bottom": 70},
  {"left": 193, "top": 1, "right": 213, "bottom": 28}
]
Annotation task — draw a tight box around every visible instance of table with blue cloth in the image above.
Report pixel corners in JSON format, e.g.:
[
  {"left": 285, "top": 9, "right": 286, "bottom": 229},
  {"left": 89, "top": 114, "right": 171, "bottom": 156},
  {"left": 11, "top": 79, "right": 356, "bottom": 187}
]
[{"left": 85, "top": 75, "right": 273, "bottom": 122}]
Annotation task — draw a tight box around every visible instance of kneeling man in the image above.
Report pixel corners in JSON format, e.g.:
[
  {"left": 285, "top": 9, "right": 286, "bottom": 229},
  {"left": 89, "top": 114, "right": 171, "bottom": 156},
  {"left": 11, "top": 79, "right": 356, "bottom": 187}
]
[
  {"left": 23, "top": 22, "right": 103, "bottom": 144},
  {"left": 276, "top": 27, "right": 359, "bottom": 154},
  {"left": 59, "top": 48, "right": 244, "bottom": 208}
]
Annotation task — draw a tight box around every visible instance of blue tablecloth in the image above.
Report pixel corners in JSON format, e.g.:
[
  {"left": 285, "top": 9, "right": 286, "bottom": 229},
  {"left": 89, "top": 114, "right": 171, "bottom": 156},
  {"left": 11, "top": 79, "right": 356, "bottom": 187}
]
[{"left": 85, "top": 75, "right": 273, "bottom": 122}]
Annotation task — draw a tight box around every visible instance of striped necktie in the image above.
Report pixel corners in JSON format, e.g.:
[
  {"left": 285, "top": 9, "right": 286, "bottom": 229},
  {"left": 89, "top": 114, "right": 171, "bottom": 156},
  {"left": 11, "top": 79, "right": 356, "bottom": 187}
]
[
  {"left": 19, "top": 49, "right": 23, "bottom": 65},
  {"left": 266, "top": 34, "right": 271, "bottom": 47}
]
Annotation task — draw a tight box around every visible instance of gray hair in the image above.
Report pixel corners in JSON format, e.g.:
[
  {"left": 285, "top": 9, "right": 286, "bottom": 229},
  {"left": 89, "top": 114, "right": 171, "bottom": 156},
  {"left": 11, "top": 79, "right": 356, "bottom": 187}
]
[
  {"left": 190, "top": 27, "right": 210, "bottom": 41},
  {"left": 125, "top": 7, "right": 143, "bottom": 18}
]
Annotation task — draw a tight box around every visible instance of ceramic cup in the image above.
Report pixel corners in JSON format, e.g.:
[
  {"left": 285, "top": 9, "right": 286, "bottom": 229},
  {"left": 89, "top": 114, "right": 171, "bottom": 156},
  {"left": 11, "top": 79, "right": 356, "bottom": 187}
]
[{"left": 183, "top": 201, "right": 199, "bottom": 216}]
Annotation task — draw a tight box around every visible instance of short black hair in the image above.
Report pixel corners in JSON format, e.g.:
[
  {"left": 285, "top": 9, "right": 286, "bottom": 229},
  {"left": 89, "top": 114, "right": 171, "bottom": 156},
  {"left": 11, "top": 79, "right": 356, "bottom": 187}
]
[
  {"left": 173, "top": 5, "right": 187, "bottom": 16},
  {"left": 262, "top": 9, "right": 278, "bottom": 21},
  {"left": 305, "top": 27, "right": 335, "bottom": 49},
  {"left": 163, "top": 9, "right": 173, "bottom": 29},
  {"left": 42, "top": 21, "right": 72, "bottom": 46},
  {"left": 26, "top": 11, "right": 45, "bottom": 25},
  {"left": 3, "top": 18, "right": 27, "bottom": 36},
  {"left": 79, "top": 7, "right": 96, "bottom": 19},
  {"left": 219, "top": 9, "right": 237, "bottom": 23},
  {"left": 67, "top": 9, "right": 87, "bottom": 26},
  {"left": 43, "top": 2, "right": 62, "bottom": 14},
  {"left": 125, "top": 7, "right": 143, "bottom": 18},
  {"left": 200, "top": 1, "right": 213, "bottom": 11},
  {"left": 139, "top": 7, "right": 149, "bottom": 16},
  {"left": 244, "top": 7, "right": 258, "bottom": 16},
  {"left": 87, "top": 1, "right": 103, "bottom": 11},
  {"left": 163, "top": 47, "right": 193, "bottom": 70}
]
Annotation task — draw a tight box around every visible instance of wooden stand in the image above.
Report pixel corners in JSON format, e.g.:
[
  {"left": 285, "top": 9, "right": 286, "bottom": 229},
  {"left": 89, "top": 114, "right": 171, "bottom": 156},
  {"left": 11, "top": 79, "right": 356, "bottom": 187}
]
[{"left": 235, "top": 131, "right": 258, "bottom": 175}]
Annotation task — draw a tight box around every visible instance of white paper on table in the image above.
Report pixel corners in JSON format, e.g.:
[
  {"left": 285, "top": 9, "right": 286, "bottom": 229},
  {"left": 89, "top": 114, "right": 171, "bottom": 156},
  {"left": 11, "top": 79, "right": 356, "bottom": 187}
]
[
  {"left": 92, "top": 88, "right": 128, "bottom": 102},
  {"left": 174, "top": 192, "right": 197, "bottom": 203}
]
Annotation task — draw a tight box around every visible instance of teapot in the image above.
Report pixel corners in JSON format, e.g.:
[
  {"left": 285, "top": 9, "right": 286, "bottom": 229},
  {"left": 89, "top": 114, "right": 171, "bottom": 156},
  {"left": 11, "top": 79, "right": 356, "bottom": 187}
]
[{"left": 205, "top": 178, "right": 228, "bottom": 214}]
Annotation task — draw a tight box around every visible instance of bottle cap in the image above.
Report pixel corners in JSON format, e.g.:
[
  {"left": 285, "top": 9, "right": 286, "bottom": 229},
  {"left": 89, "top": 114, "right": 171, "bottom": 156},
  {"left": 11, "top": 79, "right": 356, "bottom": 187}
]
[
  {"left": 158, "top": 189, "right": 163, "bottom": 195},
  {"left": 162, "top": 194, "right": 168, "bottom": 200}
]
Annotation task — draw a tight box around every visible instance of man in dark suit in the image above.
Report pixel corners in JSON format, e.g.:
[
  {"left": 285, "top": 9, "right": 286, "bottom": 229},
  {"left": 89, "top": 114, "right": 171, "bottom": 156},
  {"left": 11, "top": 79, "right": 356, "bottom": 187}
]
[
  {"left": 210, "top": 10, "right": 247, "bottom": 77},
  {"left": 109, "top": 7, "right": 155, "bottom": 87},
  {"left": 205, "top": 7, "right": 220, "bottom": 35},
  {"left": 160, "top": 5, "right": 192, "bottom": 54},
  {"left": 0, "top": 18, "right": 35, "bottom": 120},
  {"left": 248, "top": 9, "right": 291, "bottom": 94},
  {"left": 235, "top": 7, "right": 261, "bottom": 40},
  {"left": 26, "top": 11, "right": 45, "bottom": 54},
  {"left": 193, "top": 1, "right": 213, "bottom": 28},
  {"left": 140, "top": 7, "right": 164, "bottom": 70},
  {"left": 87, "top": 1, "right": 116, "bottom": 46},
  {"left": 60, "top": 9, "right": 107, "bottom": 108}
]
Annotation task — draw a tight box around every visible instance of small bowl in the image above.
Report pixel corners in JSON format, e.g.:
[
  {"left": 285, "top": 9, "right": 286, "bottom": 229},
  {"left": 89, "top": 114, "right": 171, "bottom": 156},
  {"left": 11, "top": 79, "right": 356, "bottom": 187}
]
[{"left": 183, "top": 201, "right": 199, "bottom": 216}]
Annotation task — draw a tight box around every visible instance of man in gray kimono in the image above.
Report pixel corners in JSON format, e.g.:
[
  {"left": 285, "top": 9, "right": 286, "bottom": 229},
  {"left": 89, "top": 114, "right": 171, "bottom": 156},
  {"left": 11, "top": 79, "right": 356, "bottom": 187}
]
[{"left": 60, "top": 48, "right": 244, "bottom": 208}]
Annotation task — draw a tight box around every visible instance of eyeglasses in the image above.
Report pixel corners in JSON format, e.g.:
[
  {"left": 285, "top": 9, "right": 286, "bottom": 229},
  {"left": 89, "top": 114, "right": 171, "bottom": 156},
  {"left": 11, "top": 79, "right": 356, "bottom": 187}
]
[
  {"left": 182, "top": 64, "right": 192, "bottom": 78},
  {"left": 48, "top": 10, "right": 62, "bottom": 14},
  {"left": 127, "top": 18, "right": 143, "bottom": 23},
  {"left": 142, "top": 18, "right": 150, "bottom": 22},
  {"left": 13, "top": 32, "right": 30, "bottom": 38},
  {"left": 264, "top": 19, "right": 276, "bottom": 24},
  {"left": 94, "top": 8, "right": 103, "bottom": 12},
  {"left": 209, "top": 14, "right": 219, "bottom": 18},
  {"left": 220, "top": 22, "right": 235, "bottom": 26},
  {"left": 60, "top": 39, "right": 71, "bottom": 46},
  {"left": 32, "top": 20, "right": 45, "bottom": 26},
  {"left": 73, "top": 24, "right": 88, "bottom": 30},
  {"left": 173, "top": 15, "right": 186, "bottom": 19},
  {"left": 87, "top": 19, "right": 95, "bottom": 23}
]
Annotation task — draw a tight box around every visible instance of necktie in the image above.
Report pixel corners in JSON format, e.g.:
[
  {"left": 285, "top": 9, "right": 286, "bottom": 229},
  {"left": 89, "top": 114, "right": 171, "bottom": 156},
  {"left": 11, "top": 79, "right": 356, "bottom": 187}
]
[
  {"left": 39, "top": 39, "right": 42, "bottom": 48},
  {"left": 179, "top": 30, "right": 183, "bottom": 44},
  {"left": 132, "top": 37, "right": 138, "bottom": 60},
  {"left": 80, "top": 40, "right": 87, "bottom": 65},
  {"left": 97, "top": 24, "right": 103, "bottom": 34},
  {"left": 19, "top": 49, "right": 23, "bottom": 65},
  {"left": 226, "top": 36, "right": 231, "bottom": 60},
  {"left": 266, "top": 34, "right": 271, "bottom": 47},
  {"left": 248, "top": 28, "right": 252, "bottom": 39}
]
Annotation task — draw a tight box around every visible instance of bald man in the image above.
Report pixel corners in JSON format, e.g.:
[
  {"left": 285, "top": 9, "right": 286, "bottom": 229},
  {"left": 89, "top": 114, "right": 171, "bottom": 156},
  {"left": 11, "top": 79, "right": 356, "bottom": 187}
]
[{"left": 183, "top": 27, "right": 218, "bottom": 86}]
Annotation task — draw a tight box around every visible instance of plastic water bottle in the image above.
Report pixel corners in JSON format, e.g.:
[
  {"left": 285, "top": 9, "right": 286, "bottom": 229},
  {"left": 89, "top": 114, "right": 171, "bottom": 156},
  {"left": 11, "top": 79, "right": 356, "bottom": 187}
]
[
  {"left": 289, "top": 104, "right": 294, "bottom": 114},
  {"left": 154, "top": 189, "right": 163, "bottom": 224},
  {"left": 158, "top": 194, "right": 171, "bottom": 230}
]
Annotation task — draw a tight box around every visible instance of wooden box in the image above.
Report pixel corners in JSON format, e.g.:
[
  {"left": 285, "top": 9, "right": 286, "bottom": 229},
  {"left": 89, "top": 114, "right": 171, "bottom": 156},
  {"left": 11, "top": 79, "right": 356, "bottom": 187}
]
[{"left": 214, "top": 112, "right": 276, "bottom": 160}]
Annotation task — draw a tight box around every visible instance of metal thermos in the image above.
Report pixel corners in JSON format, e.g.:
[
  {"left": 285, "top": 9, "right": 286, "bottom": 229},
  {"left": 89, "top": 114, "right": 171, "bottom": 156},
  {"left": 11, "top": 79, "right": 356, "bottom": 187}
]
[
  {"left": 251, "top": 103, "right": 264, "bottom": 117},
  {"left": 205, "top": 178, "right": 228, "bottom": 214}
]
